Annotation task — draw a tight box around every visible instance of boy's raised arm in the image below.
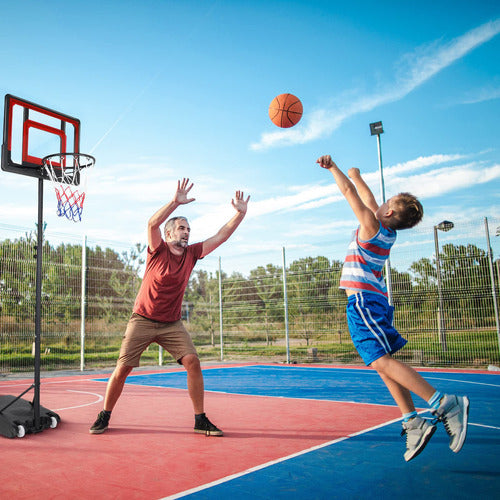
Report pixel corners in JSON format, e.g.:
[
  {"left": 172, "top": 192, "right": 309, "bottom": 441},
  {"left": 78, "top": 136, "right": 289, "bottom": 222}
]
[
  {"left": 347, "top": 168, "right": 379, "bottom": 214},
  {"left": 317, "top": 155, "right": 379, "bottom": 240}
]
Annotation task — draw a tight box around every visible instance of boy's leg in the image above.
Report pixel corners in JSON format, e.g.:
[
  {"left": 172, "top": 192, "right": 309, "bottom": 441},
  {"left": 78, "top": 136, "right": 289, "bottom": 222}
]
[
  {"left": 377, "top": 371, "right": 416, "bottom": 414},
  {"left": 373, "top": 356, "right": 436, "bottom": 461},
  {"left": 370, "top": 354, "right": 435, "bottom": 402},
  {"left": 372, "top": 354, "right": 469, "bottom": 453}
]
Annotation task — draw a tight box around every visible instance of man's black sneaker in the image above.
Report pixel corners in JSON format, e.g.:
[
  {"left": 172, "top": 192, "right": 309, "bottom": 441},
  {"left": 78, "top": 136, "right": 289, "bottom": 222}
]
[
  {"left": 90, "top": 410, "right": 110, "bottom": 434},
  {"left": 194, "top": 413, "right": 223, "bottom": 436}
]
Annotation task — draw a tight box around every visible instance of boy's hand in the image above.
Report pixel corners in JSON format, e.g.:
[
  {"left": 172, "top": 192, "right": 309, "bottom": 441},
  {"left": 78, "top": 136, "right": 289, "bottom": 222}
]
[
  {"left": 316, "top": 155, "right": 335, "bottom": 169},
  {"left": 348, "top": 168, "right": 361, "bottom": 179}
]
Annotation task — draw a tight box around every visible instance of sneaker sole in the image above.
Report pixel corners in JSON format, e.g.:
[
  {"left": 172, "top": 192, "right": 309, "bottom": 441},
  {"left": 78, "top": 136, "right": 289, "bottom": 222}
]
[
  {"left": 451, "top": 396, "right": 469, "bottom": 453},
  {"left": 404, "top": 423, "right": 437, "bottom": 462},
  {"left": 194, "top": 429, "right": 224, "bottom": 436},
  {"left": 89, "top": 426, "right": 108, "bottom": 435}
]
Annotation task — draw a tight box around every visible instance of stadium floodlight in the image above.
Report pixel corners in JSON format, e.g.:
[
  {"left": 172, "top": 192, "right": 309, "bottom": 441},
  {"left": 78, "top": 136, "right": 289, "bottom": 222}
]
[
  {"left": 436, "top": 220, "right": 454, "bottom": 232},
  {"left": 369, "top": 121, "right": 384, "bottom": 136}
]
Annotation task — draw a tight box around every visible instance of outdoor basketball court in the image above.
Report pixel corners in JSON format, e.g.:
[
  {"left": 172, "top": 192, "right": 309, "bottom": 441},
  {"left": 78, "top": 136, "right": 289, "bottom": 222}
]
[
  {"left": 0, "top": 94, "right": 498, "bottom": 498},
  {"left": 0, "top": 363, "right": 498, "bottom": 499}
]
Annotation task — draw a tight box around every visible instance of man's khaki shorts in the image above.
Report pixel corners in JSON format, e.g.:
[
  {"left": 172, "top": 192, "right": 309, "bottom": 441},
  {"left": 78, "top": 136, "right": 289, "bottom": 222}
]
[{"left": 117, "top": 313, "right": 198, "bottom": 367}]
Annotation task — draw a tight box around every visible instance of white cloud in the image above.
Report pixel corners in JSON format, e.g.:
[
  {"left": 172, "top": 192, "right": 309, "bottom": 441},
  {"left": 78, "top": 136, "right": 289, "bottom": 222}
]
[
  {"left": 387, "top": 162, "right": 500, "bottom": 198},
  {"left": 250, "top": 18, "right": 500, "bottom": 151},
  {"left": 460, "top": 85, "right": 500, "bottom": 104},
  {"left": 384, "top": 154, "right": 466, "bottom": 175}
]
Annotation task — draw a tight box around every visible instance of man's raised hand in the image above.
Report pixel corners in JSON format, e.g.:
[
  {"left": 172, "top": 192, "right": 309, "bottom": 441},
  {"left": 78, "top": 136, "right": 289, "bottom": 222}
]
[
  {"left": 231, "top": 191, "right": 250, "bottom": 214},
  {"left": 174, "top": 178, "right": 195, "bottom": 205}
]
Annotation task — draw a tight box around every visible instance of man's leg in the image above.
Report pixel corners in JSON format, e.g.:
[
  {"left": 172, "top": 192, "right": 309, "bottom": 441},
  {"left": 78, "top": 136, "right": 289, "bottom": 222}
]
[
  {"left": 90, "top": 364, "right": 133, "bottom": 434},
  {"left": 104, "top": 364, "right": 134, "bottom": 411},
  {"left": 181, "top": 353, "right": 223, "bottom": 436},
  {"left": 181, "top": 353, "right": 204, "bottom": 414}
]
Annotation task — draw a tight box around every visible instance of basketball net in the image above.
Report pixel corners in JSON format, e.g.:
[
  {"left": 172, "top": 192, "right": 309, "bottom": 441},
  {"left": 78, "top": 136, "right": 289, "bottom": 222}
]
[{"left": 42, "top": 153, "right": 95, "bottom": 222}]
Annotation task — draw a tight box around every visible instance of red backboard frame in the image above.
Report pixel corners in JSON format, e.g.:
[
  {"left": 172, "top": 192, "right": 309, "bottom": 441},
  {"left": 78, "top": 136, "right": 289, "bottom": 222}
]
[{"left": 2, "top": 94, "right": 80, "bottom": 180}]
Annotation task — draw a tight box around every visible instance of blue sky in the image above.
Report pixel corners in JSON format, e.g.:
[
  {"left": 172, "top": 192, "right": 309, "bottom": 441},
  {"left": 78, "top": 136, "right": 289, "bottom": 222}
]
[{"left": 0, "top": 1, "right": 499, "bottom": 274}]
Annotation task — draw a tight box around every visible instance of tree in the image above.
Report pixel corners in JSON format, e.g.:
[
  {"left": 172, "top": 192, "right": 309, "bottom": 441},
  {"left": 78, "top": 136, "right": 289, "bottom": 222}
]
[
  {"left": 249, "top": 264, "right": 284, "bottom": 344},
  {"left": 185, "top": 270, "right": 220, "bottom": 345},
  {"left": 286, "top": 256, "right": 338, "bottom": 345},
  {"left": 409, "top": 243, "right": 495, "bottom": 331}
]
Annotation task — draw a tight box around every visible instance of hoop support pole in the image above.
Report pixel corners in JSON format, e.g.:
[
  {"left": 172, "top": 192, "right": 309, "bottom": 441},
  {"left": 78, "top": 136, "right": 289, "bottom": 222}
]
[{"left": 33, "top": 176, "right": 44, "bottom": 430}]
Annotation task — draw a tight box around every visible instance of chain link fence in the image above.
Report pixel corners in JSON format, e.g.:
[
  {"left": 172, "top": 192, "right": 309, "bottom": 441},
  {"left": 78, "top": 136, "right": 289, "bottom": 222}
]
[{"left": 1, "top": 216, "right": 499, "bottom": 374}]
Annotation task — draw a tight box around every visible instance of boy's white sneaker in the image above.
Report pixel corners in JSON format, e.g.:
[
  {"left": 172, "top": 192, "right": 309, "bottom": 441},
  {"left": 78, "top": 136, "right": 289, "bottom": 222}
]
[
  {"left": 432, "top": 394, "right": 469, "bottom": 453},
  {"left": 401, "top": 416, "right": 436, "bottom": 461}
]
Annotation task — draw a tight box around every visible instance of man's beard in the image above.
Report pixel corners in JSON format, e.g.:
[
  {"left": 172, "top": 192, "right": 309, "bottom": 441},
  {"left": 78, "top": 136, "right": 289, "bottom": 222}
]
[{"left": 172, "top": 238, "right": 188, "bottom": 248}]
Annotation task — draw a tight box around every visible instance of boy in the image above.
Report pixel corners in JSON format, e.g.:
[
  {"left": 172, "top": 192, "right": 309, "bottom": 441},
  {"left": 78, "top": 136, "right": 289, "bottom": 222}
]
[{"left": 317, "top": 155, "right": 469, "bottom": 461}]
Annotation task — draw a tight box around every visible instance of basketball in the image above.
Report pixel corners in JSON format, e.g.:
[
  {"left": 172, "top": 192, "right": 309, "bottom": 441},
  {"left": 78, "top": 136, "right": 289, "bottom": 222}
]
[{"left": 268, "top": 93, "right": 303, "bottom": 128}]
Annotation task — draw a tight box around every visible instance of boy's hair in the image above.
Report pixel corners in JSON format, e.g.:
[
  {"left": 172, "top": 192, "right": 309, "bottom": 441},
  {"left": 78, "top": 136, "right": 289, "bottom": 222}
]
[
  {"left": 164, "top": 216, "right": 188, "bottom": 237},
  {"left": 388, "top": 193, "right": 423, "bottom": 230}
]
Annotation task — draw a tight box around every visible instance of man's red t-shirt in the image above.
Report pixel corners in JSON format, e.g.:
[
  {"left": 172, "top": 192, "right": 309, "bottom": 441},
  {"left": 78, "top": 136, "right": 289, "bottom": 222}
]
[{"left": 133, "top": 241, "right": 203, "bottom": 322}]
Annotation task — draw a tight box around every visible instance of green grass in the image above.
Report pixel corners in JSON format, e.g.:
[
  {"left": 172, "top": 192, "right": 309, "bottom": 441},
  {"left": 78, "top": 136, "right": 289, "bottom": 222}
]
[{"left": 1, "top": 327, "right": 498, "bottom": 373}]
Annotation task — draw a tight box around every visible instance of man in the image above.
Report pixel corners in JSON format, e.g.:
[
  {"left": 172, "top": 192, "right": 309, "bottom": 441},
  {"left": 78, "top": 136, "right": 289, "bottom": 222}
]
[{"left": 90, "top": 178, "right": 249, "bottom": 436}]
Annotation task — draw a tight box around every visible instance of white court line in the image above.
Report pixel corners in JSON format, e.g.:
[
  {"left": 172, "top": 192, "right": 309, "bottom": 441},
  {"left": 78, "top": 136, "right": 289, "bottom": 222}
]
[
  {"left": 0, "top": 377, "right": 106, "bottom": 389},
  {"left": 162, "top": 416, "right": 403, "bottom": 500},
  {"left": 470, "top": 422, "right": 500, "bottom": 430},
  {"left": 426, "top": 376, "right": 500, "bottom": 388},
  {"left": 53, "top": 390, "right": 104, "bottom": 411}
]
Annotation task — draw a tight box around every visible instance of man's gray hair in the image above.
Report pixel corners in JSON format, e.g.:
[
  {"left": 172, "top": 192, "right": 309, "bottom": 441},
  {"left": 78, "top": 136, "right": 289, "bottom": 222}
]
[{"left": 164, "top": 216, "right": 188, "bottom": 236}]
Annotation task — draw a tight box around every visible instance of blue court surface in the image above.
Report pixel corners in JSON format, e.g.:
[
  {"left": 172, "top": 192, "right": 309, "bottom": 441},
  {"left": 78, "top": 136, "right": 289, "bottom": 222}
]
[{"left": 95, "top": 364, "right": 500, "bottom": 499}]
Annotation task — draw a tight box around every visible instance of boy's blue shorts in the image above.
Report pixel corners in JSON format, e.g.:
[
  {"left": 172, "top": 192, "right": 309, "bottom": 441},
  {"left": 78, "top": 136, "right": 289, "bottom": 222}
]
[{"left": 346, "top": 292, "right": 407, "bottom": 366}]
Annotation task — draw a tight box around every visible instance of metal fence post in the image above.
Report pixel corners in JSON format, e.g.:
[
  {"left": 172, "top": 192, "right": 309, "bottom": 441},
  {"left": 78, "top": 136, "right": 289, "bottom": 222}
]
[
  {"left": 282, "top": 247, "right": 290, "bottom": 364},
  {"left": 219, "top": 256, "right": 224, "bottom": 361},
  {"left": 484, "top": 217, "right": 500, "bottom": 355},
  {"left": 80, "top": 235, "right": 87, "bottom": 371}
]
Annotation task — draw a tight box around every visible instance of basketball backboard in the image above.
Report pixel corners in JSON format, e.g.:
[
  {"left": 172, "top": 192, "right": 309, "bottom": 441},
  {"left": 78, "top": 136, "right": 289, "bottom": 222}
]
[{"left": 2, "top": 94, "right": 80, "bottom": 181}]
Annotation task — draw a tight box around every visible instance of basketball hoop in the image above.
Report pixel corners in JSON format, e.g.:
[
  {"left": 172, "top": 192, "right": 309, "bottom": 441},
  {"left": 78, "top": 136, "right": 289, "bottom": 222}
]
[{"left": 42, "top": 152, "right": 95, "bottom": 222}]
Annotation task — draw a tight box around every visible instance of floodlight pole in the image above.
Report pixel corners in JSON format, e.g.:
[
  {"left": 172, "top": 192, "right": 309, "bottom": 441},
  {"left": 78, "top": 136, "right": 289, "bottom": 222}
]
[
  {"left": 433, "top": 220, "right": 454, "bottom": 352},
  {"left": 370, "top": 122, "right": 393, "bottom": 305}
]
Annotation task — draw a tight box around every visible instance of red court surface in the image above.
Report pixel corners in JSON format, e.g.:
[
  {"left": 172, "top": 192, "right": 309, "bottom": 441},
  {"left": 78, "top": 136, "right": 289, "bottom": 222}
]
[{"left": 0, "top": 368, "right": 402, "bottom": 499}]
